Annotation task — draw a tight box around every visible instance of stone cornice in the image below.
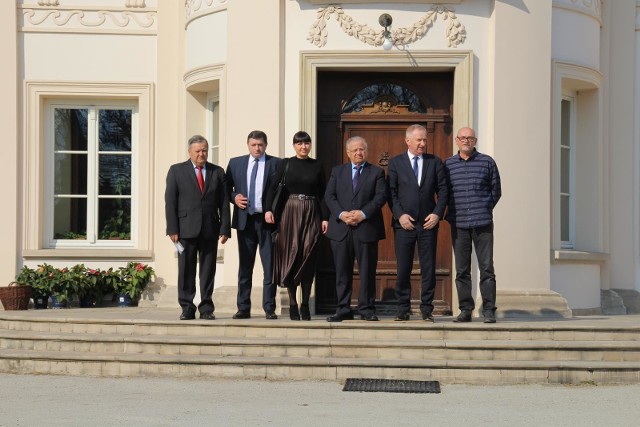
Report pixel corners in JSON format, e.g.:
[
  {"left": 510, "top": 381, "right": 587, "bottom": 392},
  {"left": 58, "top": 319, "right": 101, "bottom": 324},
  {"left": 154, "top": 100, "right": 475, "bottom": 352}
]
[
  {"left": 307, "top": 5, "right": 466, "bottom": 49},
  {"left": 19, "top": 4, "right": 157, "bottom": 35}
]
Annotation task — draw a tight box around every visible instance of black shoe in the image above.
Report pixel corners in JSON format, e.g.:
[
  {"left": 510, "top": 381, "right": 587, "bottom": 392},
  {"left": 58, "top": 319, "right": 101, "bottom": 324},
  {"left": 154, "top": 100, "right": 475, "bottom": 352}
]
[
  {"left": 360, "top": 313, "right": 379, "bottom": 321},
  {"left": 421, "top": 312, "right": 435, "bottom": 322},
  {"left": 326, "top": 311, "right": 354, "bottom": 322},
  {"left": 300, "top": 304, "right": 311, "bottom": 321},
  {"left": 180, "top": 310, "right": 195, "bottom": 320},
  {"left": 483, "top": 312, "right": 496, "bottom": 323},
  {"left": 289, "top": 305, "right": 301, "bottom": 321},
  {"left": 199, "top": 312, "right": 216, "bottom": 320},
  {"left": 265, "top": 311, "right": 278, "bottom": 320},
  {"left": 394, "top": 312, "right": 410, "bottom": 321},
  {"left": 453, "top": 311, "right": 472, "bottom": 323},
  {"left": 233, "top": 310, "right": 251, "bottom": 319}
]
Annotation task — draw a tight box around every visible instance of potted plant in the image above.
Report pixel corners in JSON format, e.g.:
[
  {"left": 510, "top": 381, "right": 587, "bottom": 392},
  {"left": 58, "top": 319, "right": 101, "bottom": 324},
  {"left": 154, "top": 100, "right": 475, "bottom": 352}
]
[
  {"left": 49, "top": 266, "right": 81, "bottom": 308},
  {"left": 78, "top": 265, "right": 102, "bottom": 308},
  {"left": 15, "top": 264, "right": 55, "bottom": 309},
  {"left": 114, "top": 262, "right": 155, "bottom": 307}
]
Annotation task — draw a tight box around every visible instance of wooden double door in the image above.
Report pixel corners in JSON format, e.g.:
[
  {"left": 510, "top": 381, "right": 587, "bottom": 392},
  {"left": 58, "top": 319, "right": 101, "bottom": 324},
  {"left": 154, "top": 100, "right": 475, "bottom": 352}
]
[{"left": 315, "top": 71, "right": 455, "bottom": 315}]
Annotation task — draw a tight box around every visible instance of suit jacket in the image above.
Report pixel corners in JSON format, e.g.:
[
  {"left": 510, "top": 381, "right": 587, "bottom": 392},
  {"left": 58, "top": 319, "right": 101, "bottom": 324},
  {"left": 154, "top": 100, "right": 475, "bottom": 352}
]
[
  {"left": 165, "top": 160, "right": 231, "bottom": 239},
  {"left": 325, "top": 162, "right": 386, "bottom": 243},
  {"left": 387, "top": 153, "right": 448, "bottom": 229},
  {"left": 225, "top": 154, "right": 281, "bottom": 231}
]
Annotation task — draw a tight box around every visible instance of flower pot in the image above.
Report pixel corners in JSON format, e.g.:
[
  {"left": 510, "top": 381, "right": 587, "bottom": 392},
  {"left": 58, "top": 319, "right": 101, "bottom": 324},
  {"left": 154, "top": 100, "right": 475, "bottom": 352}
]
[
  {"left": 0, "top": 283, "right": 32, "bottom": 310},
  {"left": 79, "top": 296, "right": 95, "bottom": 308},
  {"left": 116, "top": 294, "right": 138, "bottom": 307},
  {"left": 50, "top": 295, "right": 68, "bottom": 309},
  {"left": 33, "top": 295, "right": 49, "bottom": 309}
]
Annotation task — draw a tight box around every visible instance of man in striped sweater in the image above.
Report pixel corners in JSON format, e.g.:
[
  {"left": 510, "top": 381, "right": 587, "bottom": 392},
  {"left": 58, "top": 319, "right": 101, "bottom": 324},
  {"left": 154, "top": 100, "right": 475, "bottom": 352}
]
[{"left": 444, "top": 127, "right": 502, "bottom": 323}]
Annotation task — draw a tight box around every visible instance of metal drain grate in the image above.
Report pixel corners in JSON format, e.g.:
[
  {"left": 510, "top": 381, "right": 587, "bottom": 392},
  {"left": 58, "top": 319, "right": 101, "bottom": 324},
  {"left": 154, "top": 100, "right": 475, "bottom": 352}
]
[{"left": 342, "top": 378, "right": 441, "bottom": 394}]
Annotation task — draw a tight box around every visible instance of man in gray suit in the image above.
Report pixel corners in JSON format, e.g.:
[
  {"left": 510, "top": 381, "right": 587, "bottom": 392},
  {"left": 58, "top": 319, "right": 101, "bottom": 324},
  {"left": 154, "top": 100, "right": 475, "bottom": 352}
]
[
  {"left": 165, "top": 135, "right": 231, "bottom": 320},
  {"left": 225, "top": 131, "right": 281, "bottom": 320},
  {"left": 325, "top": 136, "right": 386, "bottom": 322}
]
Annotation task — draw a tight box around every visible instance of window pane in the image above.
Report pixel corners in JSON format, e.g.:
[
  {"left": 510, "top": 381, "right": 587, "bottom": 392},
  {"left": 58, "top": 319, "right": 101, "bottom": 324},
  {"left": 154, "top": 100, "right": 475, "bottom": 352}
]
[
  {"left": 99, "top": 109, "right": 132, "bottom": 151},
  {"left": 53, "top": 197, "right": 87, "bottom": 240},
  {"left": 54, "top": 153, "right": 87, "bottom": 195},
  {"left": 54, "top": 108, "right": 88, "bottom": 151},
  {"left": 560, "top": 99, "right": 570, "bottom": 147},
  {"left": 99, "top": 154, "right": 131, "bottom": 195},
  {"left": 561, "top": 194, "right": 570, "bottom": 242},
  {"left": 561, "top": 147, "right": 570, "bottom": 194},
  {"left": 98, "top": 198, "right": 131, "bottom": 240}
]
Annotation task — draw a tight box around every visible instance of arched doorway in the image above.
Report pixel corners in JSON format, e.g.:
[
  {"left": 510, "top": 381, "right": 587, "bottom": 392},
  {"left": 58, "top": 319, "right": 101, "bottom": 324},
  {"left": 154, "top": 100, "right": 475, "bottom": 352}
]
[{"left": 315, "top": 71, "right": 454, "bottom": 315}]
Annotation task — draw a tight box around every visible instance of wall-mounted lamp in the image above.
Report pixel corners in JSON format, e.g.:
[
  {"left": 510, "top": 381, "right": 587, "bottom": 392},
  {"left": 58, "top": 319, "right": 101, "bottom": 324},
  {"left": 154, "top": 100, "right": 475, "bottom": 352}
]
[{"left": 378, "top": 13, "right": 393, "bottom": 51}]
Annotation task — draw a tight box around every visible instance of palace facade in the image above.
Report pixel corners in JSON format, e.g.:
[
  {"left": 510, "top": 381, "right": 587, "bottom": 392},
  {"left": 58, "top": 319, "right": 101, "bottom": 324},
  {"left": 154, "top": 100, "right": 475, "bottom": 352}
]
[{"left": 1, "top": 0, "right": 639, "bottom": 317}]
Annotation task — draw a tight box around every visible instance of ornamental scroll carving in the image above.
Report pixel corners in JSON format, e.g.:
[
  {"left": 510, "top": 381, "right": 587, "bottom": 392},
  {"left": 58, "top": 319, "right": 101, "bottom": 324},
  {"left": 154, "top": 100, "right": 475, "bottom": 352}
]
[
  {"left": 307, "top": 5, "right": 466, "bottom": 48},
  {"left": 21, "top": 9, "right": 156, "bottom": 29},
  {"left": 185, "top": 0, "right": 229, "bottom": 20}
]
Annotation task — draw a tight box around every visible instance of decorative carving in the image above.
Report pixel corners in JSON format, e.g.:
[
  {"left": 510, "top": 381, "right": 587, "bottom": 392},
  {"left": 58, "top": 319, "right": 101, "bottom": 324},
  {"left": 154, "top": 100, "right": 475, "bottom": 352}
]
[
  {"left": 378, "top": 152, "right": 390, "bottom": 168},
  {"left": 308, "top": 5, "right": 466, "bottom": 48},
  {"left": 553, "top": 0, "right": 602, "bottom": 20},
  {"left": 125, "top": 0, "right": 146, "bottom": 8},
  {"left": 37, "top": 0, "right": 59, "bottom": 6},
  {"left": 185, "top": 0, "right": 229, "bottom": 19},
  {"left": 22, "top": 9, "right": 156, "bottom": 29}
]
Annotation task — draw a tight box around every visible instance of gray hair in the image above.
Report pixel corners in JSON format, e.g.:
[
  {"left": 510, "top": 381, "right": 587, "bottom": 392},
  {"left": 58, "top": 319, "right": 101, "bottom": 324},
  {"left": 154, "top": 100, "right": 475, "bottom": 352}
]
[
  {"left": 405, "top": 124, "right": 426, "bottom": 138},
  {"left": 345, "top": 136, "right": 368, "bottom": 151},
  {"left": 188, "top": 135, "right": 208, "bottom": 146}
]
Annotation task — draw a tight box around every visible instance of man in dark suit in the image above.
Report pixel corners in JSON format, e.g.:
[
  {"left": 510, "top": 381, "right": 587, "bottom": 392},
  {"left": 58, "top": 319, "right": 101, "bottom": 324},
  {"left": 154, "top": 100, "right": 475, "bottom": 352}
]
[
  {"left": 225, "top": 130, "right": 281, "bottom": 320},
  {"left": 325, "top": 136, "right": 386, "bottom": 322},
  {"left": 387, "top": 124, "right": 449, "bottom": 322},
  {"left": 165, "top": 135, "right": 231, "bottom": 320}
]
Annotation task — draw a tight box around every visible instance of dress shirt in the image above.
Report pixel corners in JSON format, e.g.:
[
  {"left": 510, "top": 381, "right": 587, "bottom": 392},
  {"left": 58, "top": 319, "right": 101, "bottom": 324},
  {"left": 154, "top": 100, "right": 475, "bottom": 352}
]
[{"left": 247, "top": 154, "right": 265, "bottom": 212}]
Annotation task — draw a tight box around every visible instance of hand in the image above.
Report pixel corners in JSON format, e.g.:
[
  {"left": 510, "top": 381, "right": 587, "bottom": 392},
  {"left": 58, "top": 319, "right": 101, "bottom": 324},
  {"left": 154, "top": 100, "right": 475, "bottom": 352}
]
[
  {"left": 348, "top": 210, "right": 365, "bottom": 225},
  {"left": 399, "top": 214, "right": 415, "bottom": 230},
  {"left": 265, "top": 211, "right": 275, "bottom": 224},
  {"left": 340, "top": 211, "right": 354, "bottom": 225},
  {"left": 235, "top": 194, "right": 248, "bottom": 209},
  {"left": 169, "top": 234, "right": 179, "bottom": 243},
  {"left": 423, "top": 213, "right": 440, "bottom": 230},
  {"left": 219, "top": 235, "right": 229, "bottom": 244},
  {"left": 321, "top": 220, "right": 328, "bottom": 234}
]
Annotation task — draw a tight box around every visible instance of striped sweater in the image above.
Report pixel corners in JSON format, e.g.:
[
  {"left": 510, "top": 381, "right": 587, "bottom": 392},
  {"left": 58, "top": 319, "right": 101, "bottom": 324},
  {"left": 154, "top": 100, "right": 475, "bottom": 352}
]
[{"left": 444, "top": 150, "right": 501, "bottom": 228}]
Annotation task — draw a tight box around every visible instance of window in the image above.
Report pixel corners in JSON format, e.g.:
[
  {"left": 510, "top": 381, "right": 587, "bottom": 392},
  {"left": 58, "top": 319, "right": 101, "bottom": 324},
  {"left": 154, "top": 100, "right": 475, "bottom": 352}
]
[
  {"left": 560, "top": 96, "right": 575, "bottom": 248},
  {"left": 208, "top": 97, "right": 220, "bottom": 164},
  {"left": 48, "top": 105, "right": 135, "bottom": 247}
]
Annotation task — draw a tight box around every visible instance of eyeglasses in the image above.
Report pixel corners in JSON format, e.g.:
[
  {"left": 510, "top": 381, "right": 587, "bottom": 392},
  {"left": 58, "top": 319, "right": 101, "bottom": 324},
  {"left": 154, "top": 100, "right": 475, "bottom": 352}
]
[{"left": 456, "top": 136, "right": 477, "bottom": 142}]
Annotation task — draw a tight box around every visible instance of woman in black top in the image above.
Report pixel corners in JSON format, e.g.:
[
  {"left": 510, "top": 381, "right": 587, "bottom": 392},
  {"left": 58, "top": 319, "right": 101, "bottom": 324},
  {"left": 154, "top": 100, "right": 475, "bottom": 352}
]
[{"left": 265, "top": 131, "right": 328, "bottom": 320}]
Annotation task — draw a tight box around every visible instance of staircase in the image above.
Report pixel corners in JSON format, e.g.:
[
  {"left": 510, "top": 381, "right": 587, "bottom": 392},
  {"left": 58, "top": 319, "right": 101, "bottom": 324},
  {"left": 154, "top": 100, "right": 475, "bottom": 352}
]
[{"left": 1, "top": 309, "right": 640, "bottom": 384}]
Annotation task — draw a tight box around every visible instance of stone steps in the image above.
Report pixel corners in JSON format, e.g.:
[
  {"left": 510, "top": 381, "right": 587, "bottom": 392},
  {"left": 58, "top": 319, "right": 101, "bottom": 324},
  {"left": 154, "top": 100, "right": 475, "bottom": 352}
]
[{"left": 1, "top": 311, "right": 640, "bottom": 384}]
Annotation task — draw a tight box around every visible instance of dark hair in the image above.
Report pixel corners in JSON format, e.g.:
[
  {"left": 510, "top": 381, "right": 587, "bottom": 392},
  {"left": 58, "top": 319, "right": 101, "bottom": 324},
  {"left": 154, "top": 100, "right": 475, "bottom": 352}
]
[
  {"left": 292, "top": 131, "right": 311, "bottom": 144},
  {"left": 247, "top": 130, "right": 268, "bottom": 144}
]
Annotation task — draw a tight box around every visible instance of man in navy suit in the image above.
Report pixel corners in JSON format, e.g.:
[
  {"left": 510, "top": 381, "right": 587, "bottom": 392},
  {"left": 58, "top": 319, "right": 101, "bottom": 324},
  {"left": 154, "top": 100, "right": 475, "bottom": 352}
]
[
  {"left": 225, "top": 130, "right": 281, "bottom": 320},
  {"left": 165, "top": 135, "right": 231, "bottom": 320},
  {"left": 387, "top": 124, "right": 449, "bottom": 322},
  {"left": 325, "top": 136, "right": 386, "bottom": 322}
]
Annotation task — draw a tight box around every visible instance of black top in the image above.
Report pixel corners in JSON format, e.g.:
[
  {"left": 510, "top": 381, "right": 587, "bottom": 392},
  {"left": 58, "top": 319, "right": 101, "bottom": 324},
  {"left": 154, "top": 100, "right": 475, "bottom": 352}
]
[{"left": 265, "top": 156, "right": 329, "bottom": 219}]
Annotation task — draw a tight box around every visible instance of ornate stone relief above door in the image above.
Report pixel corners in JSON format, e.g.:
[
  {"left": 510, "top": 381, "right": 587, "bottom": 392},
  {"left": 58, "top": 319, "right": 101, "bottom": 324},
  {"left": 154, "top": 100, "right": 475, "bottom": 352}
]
[{"left": 307, "top": 4, "right": 466, "bottom": 48}]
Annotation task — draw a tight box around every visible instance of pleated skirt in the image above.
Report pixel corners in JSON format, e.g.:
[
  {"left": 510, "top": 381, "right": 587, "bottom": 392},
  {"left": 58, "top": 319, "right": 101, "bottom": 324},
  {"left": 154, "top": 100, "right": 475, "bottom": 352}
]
[{"left": 272, "top": 197, "right": 322, "bottom": 288}]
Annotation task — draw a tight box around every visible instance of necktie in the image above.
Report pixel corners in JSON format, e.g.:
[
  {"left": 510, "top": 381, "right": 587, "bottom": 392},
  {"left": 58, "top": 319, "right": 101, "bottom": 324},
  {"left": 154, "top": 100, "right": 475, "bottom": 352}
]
[
  {"left": 248, "top": 158, "right": 258, "bottom": 214},
  {"left": 196, "top": 165, "right": 204, "bottom": 193},
  {"left": 353, "top": 164, "right": 361, "bottom": 191},
  {"left": 413, "top": 156, "right": 419, "bottom": 182}
]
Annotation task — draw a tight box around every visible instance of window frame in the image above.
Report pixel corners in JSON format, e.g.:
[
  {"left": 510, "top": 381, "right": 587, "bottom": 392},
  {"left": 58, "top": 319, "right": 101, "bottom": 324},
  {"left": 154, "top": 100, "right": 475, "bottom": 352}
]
[
  {"left": 44, "top": 101, "right": 138, "bottom": 249},
  {"left": 560, "top": 93, "right": 576, "bottom": 249},
  {"left": 23, "top": 81, "right": 154, "bottom": 259}
]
